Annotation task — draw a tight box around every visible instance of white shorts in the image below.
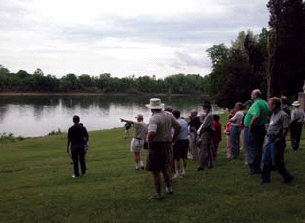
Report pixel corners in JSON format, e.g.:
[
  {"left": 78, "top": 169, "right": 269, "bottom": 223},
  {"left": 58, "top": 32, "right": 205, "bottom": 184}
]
[{"left": 130, "top": 138, "right": 144, "bottom": 152}]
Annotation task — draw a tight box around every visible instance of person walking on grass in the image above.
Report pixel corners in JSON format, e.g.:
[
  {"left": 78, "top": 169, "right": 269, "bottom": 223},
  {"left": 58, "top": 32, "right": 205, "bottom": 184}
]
[
  {"left": 261, "top": 97, "right": 294, "bottom": 184},
  {"left": 67, "top": 115, "right": 89, "bottom": 178},
  {"left": 172, "top": 109, "right": 189, "bottom": 179},
  {"left": 146, "top": 98, "right": 180, "bottom": 200},
  {"left": 290, "top": 101, "right": 305, "bottom": 151},
  {"left": 120, "top": 114, "right": 148, "bottom": 170},
  {"left": 243, "top": 89, "right": 269, "bottom": 175}
]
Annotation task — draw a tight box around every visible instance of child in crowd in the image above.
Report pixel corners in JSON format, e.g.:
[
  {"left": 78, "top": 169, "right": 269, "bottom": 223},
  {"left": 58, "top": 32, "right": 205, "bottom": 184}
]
[
  {"left": 124, "top": 122, "right": 132, "bottom": 139},
  {"left": 225, "top": 111, "right": 234, "bottom": 162},
  {"left": 212, "top": 114, "right": 222, "bottom": 162}
]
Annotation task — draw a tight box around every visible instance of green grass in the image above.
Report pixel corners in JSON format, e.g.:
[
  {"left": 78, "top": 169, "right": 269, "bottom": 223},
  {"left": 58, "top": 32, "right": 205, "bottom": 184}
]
[{"left": 1, "top": 125, "right": 305, "bottom": 223}]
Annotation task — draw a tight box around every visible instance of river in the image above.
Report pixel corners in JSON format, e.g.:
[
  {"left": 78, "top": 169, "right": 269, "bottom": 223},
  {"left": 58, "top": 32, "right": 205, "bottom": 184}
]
[{"left": 0, "top": 95, "right": 221, "bottom": 137}]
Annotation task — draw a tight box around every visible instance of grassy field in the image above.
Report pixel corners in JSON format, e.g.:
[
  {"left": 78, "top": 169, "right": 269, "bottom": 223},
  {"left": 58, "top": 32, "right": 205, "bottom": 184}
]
[{"left": 1, "top": 123, "right": 305, "bottom": 223}]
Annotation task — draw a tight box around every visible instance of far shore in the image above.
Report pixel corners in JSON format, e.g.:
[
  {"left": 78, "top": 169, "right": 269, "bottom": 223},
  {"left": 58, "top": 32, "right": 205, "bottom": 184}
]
[{"left": 0, "top": 92, "right": 209, "bottom": 97}]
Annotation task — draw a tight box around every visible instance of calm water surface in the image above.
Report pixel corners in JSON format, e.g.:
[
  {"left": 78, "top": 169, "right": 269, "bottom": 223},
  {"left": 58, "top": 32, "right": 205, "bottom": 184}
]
[{"left": 0, "top": 95, "right": 221, "bottom": 137}]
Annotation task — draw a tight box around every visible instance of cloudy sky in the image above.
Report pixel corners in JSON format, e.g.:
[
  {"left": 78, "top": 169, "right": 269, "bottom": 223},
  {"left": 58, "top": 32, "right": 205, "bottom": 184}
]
[{"left": 0, "top": 0, "right": 269, "bottom": 79}]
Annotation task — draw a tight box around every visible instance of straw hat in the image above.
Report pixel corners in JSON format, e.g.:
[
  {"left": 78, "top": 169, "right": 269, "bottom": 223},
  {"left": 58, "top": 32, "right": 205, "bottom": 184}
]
[
  {"left": 292, "top": 101, "right": 301, "bottom": 107},
  {"left": 146, "top": 98, "right": 164, "bottom": 109}
]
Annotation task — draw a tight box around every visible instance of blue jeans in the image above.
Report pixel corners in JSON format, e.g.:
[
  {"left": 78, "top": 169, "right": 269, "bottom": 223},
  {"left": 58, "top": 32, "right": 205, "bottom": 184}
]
[
  {"left": 262, "top": 137, "right": 276, "bottom": 166},
  {"left": 71, "top": 146, "right": 86, "bottom": 176},
  {"left": 244, "top": 125, "right": 266, "bottom": 174},
  {"left": 261, "top": 137, "right": 293, "bottom": 182},
  {"left": 230, "top": 126, "right": 241, "bottom": 159}
]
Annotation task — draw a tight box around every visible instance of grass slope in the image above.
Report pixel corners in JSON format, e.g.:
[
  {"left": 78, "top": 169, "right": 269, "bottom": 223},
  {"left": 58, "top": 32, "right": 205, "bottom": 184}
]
[{"left": 1, "top": 125, "right": 305, "bottom": 223}]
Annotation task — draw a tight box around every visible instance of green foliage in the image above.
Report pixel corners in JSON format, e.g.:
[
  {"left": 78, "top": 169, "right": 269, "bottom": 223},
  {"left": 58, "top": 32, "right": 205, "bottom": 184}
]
[
  {"left": 0, "top": 65, "right": 208, "bottom": 94},
  {"left": 47, "top": 128, "right": 62, "bottom": 136},
  {"left": 206, "top": 30, "right": 268, "bottom": 108},
  {"left": 0, "top": 132, "right": 24, "bottom": 143},
  {"left": 267, "top": 0, "right": 305, "bottom": 96}
]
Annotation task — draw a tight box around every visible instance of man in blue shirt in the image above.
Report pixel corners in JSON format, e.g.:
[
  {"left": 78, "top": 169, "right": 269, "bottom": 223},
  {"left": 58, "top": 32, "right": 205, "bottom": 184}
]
[{"left": 172, "top": 110, "right": 189, "bottom": 178}]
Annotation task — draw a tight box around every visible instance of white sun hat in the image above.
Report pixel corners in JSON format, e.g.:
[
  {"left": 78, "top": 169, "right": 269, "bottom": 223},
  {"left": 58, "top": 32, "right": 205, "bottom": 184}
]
[
  {"left": 292, "top": 101, "right": 301, "bottom": 107},
  {"left": 145, "top": 98, "right": 165, "bottom": 109}
]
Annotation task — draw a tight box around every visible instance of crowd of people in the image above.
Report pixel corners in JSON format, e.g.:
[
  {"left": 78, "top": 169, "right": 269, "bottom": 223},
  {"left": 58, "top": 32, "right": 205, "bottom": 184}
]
[{"left": 66, "top": 89, "right": 304, "bottom": 200}]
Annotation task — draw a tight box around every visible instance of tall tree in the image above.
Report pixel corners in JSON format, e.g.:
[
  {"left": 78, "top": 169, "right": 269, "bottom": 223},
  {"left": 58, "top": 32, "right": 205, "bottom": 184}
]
[{"left": 267, "top": 0, "right": 305, "bottom": 97}]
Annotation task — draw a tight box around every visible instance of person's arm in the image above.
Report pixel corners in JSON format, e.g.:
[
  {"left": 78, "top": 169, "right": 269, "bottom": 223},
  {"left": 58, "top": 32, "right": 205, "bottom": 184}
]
[
  {"left": 249, "top": 116, "right": 259, "bottom": 131},
  {"left": 171, "top": 123, "right": 181, "bottom": 145},
  {"left": 277, "top": 114, "right": 289, "bottom": 141},
  {"left": 66, "top": 140, "right": 70, "bottom": 154},
  {"left": 290, "top": 110, "right": 295, "bottom": 123},
  {"left": 83, "top": 127, "right": 89, "bottom": 143},
  {"left": 120, "top": 118, "right": 134, "bottom": 124},
  {"left": 147, "top": 131, "right": 156, "bottom": 149}
]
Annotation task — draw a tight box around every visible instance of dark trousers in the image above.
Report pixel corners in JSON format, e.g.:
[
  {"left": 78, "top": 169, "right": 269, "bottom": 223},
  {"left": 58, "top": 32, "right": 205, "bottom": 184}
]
[
  {"left": 261, "top": 137, "right": 293, "bottom": 182},
  {"left": 245, "top": 125, "right": 266, "bottom": 174},
  {"left": 71, "top": 146, "right": 86, "bottom": 176},
  {"left": 230, "top": 126, "right": 241, "bottom": 159},
  {"left": 290, "top": 122, "right": 303, "bottom": 150}
]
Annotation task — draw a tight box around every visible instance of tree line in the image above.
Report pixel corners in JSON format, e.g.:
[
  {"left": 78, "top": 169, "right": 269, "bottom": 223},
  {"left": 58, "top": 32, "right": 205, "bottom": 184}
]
[
  {"left": 205, "top": 0, "right": 305, "bottom": 108},
  {"left": 0, "top": 66, "right": 208, "bottom": 95}
]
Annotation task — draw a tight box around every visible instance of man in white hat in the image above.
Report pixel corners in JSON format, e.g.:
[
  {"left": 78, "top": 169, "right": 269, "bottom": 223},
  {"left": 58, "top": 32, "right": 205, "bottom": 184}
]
[
  {"left": 146, "top": 98, "right": 181, "bottom": 200},
  {"left": 290, "top": 100, "right": 305, "bottom": 150}
]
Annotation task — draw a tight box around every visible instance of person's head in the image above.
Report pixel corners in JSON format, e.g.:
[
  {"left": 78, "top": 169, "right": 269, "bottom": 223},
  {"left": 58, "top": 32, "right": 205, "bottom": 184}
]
[
  {"left": 234, "top": 102, "right": 243, "bottom": 111},
  {"left": 202, "top": 100, "right": 212, "bottom": 114},
  {"left": 172, "top": 110, "right": 180, "bottom": 119},
  {"left": 242, "top": 100, "right": 252, "bottom": 110},
  {"left": 280, "top": 96, "right": 288, "bottom": 105},
  {"left": 228, "top": 109, "right": 235, "bottom": 119},
  {"left": 164, "top": 106, "right": 173, "bottom": 113},
  {"left": 146, "top": 98, "right": 164, "bottom": 113},
  {"left": 190, "top": 109, "right": 198, "bottom": 117},
  {"left": 251, "top": 89, "right": 262, "bottom": 101},
  {"left": 268, "top": 97, "right": 281, "bottom": 112},
  {"left": 292, "top": 100, "right": 301, "bottom": 108},
  {"left": 73, "top": 115, "right": 80, "bottom": 124},
  {"left": 213, "top": 114, "right": 220, "bottom": 122},
  {"left": 135, "top": 114, "right": 143, "bottom": 122}
]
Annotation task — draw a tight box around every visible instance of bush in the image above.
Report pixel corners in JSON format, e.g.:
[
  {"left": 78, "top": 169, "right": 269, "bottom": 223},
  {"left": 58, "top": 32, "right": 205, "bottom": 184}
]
[{"left": 0, "top": 132, "right": 24, "bottom": 143}]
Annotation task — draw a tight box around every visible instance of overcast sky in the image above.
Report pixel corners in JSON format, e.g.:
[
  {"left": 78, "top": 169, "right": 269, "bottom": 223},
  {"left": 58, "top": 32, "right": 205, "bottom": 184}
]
[{"left": 0, "top": 0, "right": 269, "bottom": 79}]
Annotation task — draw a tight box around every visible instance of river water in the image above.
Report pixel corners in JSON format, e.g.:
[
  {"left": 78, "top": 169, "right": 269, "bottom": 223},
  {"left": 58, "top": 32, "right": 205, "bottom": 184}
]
[{"left": 0, "top": 95, "right": 221, "bottom": 137}]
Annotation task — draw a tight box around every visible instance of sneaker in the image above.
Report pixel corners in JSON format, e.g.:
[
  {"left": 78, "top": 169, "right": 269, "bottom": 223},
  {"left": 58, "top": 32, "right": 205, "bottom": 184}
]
[
  {"left": 72, "top": 174, "right": 79, "bottom": 178},
  {"left": 172, "top": 173, "right": 181, "bottom": 179},
  {"left": 166, "top": 187, "right": 173, "bottom": 194},
  {"left": 150, "top": 194, "right": 163, "bottom": 200}
]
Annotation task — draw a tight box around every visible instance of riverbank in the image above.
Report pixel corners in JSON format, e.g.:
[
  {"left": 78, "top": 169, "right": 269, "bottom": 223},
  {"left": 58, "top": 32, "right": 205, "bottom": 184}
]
[
  {"left": 0, "top": 92, "right": 209, "bottom": 97},
  {"left": 0, "top": 127, "right": 304, "bottom": 222}
]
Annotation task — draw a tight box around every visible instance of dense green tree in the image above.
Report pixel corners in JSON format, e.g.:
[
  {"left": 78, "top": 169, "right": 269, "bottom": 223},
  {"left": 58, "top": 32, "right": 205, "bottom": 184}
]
[
  {"left": 267, "top": 0, "right": 305, "bottom": 97},
  {"left": 16, "top": 70, "right": 30, "bottom": 79},
  {"left": 206, "top": 30, "right": 269, "bottom": 107}
]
